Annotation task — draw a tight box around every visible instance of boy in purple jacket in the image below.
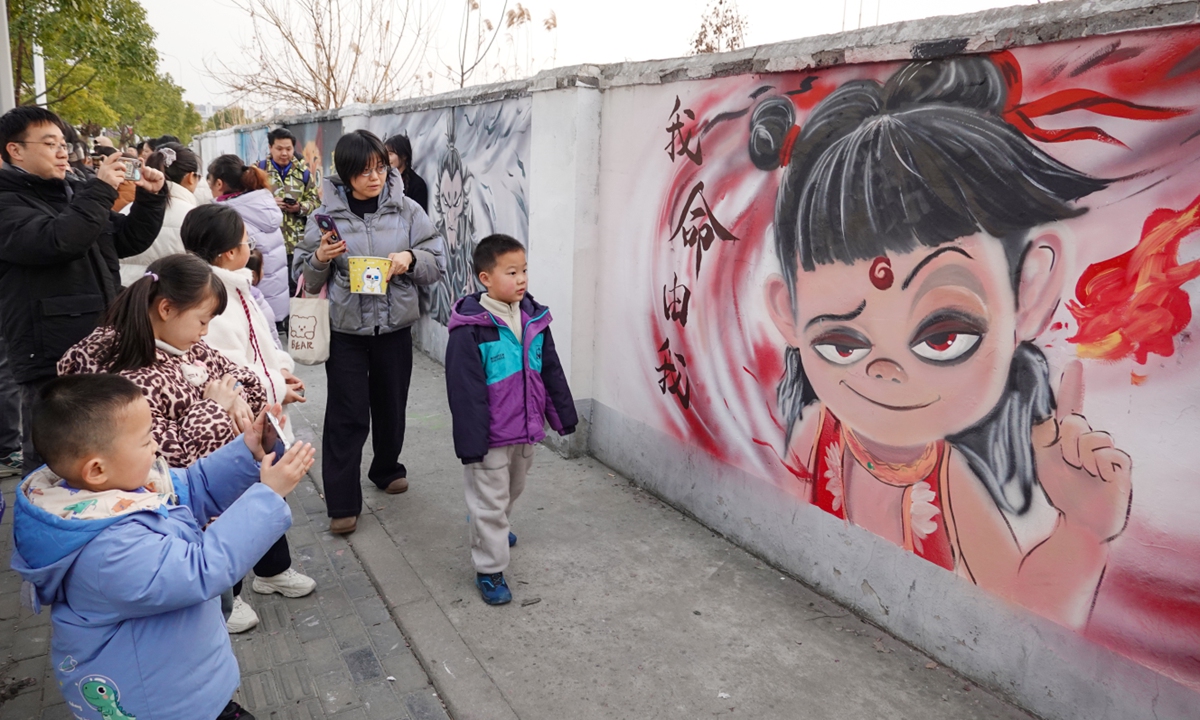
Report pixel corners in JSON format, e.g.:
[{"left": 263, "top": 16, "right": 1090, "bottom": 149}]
[{"left": 444, "top": 234, "right": 577, "bottom": 605}]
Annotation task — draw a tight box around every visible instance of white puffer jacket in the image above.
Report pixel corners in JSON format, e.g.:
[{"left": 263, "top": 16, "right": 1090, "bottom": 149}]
[
  {"left": 205, "top": 264, "right": 297, "bottom": 442},
  {"left": 219, "top": 189, "right": 289, "bottom": 321},
  {"left": 119, "top": 181, "right": 197, "bottom": 286}
]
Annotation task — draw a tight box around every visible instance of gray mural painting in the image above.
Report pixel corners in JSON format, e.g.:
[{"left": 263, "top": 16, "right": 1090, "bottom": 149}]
[{"left": 369, "top": 98, "right": 531, "bottom": 324}]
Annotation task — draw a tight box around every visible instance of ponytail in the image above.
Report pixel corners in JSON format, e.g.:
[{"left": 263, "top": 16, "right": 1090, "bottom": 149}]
[
  {"left": 208, "top": 153, "right": 270, "bottom": 194},
  {"left": 102, "top": 254, "right": 228, "bottom": 372}
]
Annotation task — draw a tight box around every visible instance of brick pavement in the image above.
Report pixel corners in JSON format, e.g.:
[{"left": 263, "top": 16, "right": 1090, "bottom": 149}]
[{"left": 0, "top": 470, "right": 451, "bottom": 720}]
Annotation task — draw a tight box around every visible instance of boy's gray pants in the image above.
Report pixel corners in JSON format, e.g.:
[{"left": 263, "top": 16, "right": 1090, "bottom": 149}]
[{"left": 464, "top": 444, "right": 535, "bottom": 574}]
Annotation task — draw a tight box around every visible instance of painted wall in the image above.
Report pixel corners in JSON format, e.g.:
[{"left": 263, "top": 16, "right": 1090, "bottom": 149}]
[
  {"left": 590, "top": 24, "right": 1200, "bottom": 712},
  {"left": 368, "top": 100, "right": 532, "bottom": 356}
]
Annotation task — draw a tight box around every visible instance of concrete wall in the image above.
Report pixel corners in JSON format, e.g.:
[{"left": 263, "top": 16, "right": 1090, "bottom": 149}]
[{"left": 194, "top": 2, "right": 1200, "bottom": 717}]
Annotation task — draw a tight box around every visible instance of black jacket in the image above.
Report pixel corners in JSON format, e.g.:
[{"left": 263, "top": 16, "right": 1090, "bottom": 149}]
[{"left": 0, "top": 167, "right": 167, "bottom": 383}]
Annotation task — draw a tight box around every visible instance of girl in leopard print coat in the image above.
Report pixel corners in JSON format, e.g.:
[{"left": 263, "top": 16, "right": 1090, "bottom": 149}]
[{"left": 57, "top": 255, "right": 267, "bottom": 468}]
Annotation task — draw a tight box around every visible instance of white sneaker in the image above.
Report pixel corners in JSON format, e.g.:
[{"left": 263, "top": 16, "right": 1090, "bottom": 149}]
[
  {"left": 252, "top": 568, "right": 317, "bottom": 598},
  {"left": 226, "top": 595, "right": 259, "bottom": 634}
]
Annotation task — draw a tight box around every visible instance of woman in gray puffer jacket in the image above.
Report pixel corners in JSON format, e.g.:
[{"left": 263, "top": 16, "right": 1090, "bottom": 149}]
[{"left": 293, "top": 130, "right": 445, "bottom": 534}]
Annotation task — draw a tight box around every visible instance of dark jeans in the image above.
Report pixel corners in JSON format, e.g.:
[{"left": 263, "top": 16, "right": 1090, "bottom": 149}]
[
  {"left": 322, "top": 327, "right": 413, "bottom": 518},
  {"left": 19, "top": 376, "right": 53, "bottom": 473},
  {"left": 232, "top": 535, "right": 292, "bottom": 596},
  {"left": 0, "top": 330, "right": 20, "bottom": 455}
]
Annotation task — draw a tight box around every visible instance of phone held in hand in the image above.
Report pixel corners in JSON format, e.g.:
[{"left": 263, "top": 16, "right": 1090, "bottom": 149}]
[
  {"left": 314, "top": 214, "right": 341, "bottom": 244},
  {"left": 123, "top": 158, "right": 142, "bottom": 182},
  {"left": 266, "top": 411, "right": 291, "bottom": 451}
]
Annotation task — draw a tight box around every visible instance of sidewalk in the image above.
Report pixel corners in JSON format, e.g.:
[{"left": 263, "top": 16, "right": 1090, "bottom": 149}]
[
  {"left": 0, "top": 450, "right": 449, "bottom": 719},
  {"left": 287, "top": 351, "right": 1035, "bottom": 720}
]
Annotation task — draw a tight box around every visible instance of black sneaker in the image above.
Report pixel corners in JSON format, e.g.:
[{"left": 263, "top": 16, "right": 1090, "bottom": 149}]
[{"left": 216, "top": 700, "right": 255, "bottom": 720}]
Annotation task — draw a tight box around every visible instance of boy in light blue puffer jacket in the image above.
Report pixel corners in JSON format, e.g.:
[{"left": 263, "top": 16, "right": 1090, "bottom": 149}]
[{"left": 11, "top": 374, "right": 314, "bottom": 720}]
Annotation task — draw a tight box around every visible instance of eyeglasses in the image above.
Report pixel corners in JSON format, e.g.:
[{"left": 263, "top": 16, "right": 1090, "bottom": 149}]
[
  {"left": 241, "top": 237, "right": 257, "bottom": 250},
  {"left": 15, "top": 140, "right": 69, "bottom": 154},
  {"left": 358, "top": 165, "right": 388, "bottom": 178}
]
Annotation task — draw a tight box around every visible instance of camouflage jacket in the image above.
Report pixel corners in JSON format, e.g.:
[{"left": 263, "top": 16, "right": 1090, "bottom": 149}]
[{"left": 258, "top": 157, "right": 320, "bottom": 252}]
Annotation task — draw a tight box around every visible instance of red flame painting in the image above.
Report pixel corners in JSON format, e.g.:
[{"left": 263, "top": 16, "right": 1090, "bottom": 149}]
[{"left": 1068, "top": 192, "right": 1200, "bottom": 363}]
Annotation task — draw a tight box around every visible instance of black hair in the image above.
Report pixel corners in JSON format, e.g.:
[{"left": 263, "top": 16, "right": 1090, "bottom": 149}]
[
  {"left": 136, "top": 140, "right": 146, "bottom": 153},
  {"left": 145, "top": 141, "right": 201, "bottom": 188},
  {"left": 33, "top": 374, "right": 145, "bottom": 474},
  {"left": 384, "top": 134, "right": 413, "bottom": 168},
  {"left": 333, "top": 129, "right": 389, "bottom": 184},
  {"left": 749, "top": 57, "right": 1108, "bottom": 515},
  {"left": 0, "top": 106, "right": 66, "bottom": 163},
  {"left": 245, "top": 248, "right": 265, "bottom": 282},
  {"left": 101, "top": 254, "right": 227, "bottom": 372},
  {"left": 208, "top": 153, "right": 269, "bottom": 193},
  {"left": 473, "top": 234, "right": 525, "bottom": 275},
  {"left": 181, "top": 204, "right": 247, "bottom": 263},
  {"left": 268, "top": 127, "right": 296, "bottom": 147},
  {"left": 94, "top": 145, "right": 119, "bottom": 158},
  {"left": 155, "top": 134, "right": 180, "bottom": 147}
]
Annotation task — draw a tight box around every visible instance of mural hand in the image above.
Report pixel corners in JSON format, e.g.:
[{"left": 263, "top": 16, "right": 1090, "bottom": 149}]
[{"left": 1032, "top": 361, "right": 1132, "bottom": 542}]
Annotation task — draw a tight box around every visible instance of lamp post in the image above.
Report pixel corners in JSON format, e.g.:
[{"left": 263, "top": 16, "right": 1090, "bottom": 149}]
[{"left": 0, "top": 0, "right": 15, "bottom": 112}]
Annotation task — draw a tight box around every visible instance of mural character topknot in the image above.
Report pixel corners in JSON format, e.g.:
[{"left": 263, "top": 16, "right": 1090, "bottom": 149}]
[
  {"left": 752, "top": 57, "right": 1133, "bottom": 629},
  {"left": 424, "top": 113, "right": 480, "bottom": 324}
]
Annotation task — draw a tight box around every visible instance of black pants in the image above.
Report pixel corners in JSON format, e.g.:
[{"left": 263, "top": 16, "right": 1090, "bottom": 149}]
[
  {"left": 232, "top": 535, "right": 292, "bottom": 595},
  {"left": 19, "top": 376, "right": 53, "bottom": 474},
  {"left": 322, "top": 327, "right": 413, "bottom": 518}
]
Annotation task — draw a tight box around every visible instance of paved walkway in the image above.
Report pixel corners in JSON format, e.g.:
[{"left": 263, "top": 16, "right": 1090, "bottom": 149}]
[
  {"left": 287, "top": 352, "right": 1034, "bottom": 720},
  {"left": 2, "top": 348, "right": 1035, "bottom": 720}
]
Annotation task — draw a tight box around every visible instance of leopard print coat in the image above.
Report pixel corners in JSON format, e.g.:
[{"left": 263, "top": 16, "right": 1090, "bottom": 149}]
[{"left": 58, "top": 327, "right": 267, "bottom": 468}]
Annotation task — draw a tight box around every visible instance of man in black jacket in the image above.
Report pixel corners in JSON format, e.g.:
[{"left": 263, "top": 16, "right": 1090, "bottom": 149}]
[{"left": 0, "top": 106, "right": 167, "bottom": 473}]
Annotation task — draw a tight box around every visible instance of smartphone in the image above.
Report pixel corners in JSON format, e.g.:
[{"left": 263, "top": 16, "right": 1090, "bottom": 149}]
[
  {"left": 283, "top": 196, "right": 298, "bottom": 206},
  {"left": 314, "top": 214, "right": 341, "bottom": 244},
  {"left": 123, "top": 158, "right": 141, "bottom": 182},
  {"left": 266, "top": 411, "right": 291, "bottom": 451}
]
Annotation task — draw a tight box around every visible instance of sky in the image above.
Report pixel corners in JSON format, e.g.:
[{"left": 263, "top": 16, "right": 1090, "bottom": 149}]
[{"left": 140, "top": 0, "right": 1039, "bottom": 109}]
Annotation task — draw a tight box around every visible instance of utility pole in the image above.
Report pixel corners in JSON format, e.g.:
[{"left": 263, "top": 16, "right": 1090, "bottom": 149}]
[
  {"left": 33, "top": 45, "right": 47, "bottom": 107},
  {"left": 0, "top": 0, "right": 15, "bottom": 112}
]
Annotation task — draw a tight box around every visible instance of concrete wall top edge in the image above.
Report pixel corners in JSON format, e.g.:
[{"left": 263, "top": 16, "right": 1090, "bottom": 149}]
[{"left": 195, "top": 0, "right": 1197, "bottom": 140}]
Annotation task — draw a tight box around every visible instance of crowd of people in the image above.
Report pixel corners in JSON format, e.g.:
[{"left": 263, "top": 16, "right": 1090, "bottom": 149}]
[{"left": 0, "top": 106, "right": 575, "bottom": 720}]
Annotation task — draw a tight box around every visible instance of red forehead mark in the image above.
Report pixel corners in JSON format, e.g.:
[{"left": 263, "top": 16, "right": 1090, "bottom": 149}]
[{"left": 870, "top": 256, "right": 894, "bottom": 290}]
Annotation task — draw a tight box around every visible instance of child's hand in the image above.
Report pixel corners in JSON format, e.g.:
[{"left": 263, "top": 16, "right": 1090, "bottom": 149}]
[
  {"left": 1031, "top": 361, "right": 1133, "bottom": 541},
  {"left": 243, "top": 404, "right": 285, "bottom": 461},
  {"left": 261, "top": 442, "right": 315, "bottom": 497},
  {"left": 204, "top": 374, "right": 239, "bottom": 410}
]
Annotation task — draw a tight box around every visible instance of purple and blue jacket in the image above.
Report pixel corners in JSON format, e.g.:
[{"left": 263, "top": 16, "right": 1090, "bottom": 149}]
[{"left": 445, "top": 292, "right": 577, "bottom": 464}]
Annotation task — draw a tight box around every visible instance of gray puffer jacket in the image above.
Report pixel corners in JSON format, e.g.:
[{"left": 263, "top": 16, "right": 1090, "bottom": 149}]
[{"left": 294, "top": 171, "right": 445, "bottom": 335}]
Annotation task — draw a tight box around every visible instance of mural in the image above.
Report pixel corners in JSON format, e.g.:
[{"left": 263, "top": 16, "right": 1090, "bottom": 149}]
[
  {"left": 602, "top": 28, "right": 1200, "bottom": 689},
  {"left": 369, "top": 99, "right": 531, "bottom": 324},
  {"left": 291, "top": 119, "right": 343, "bottom": 192}
]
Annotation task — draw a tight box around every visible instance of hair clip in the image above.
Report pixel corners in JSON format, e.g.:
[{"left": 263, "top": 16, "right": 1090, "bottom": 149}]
[
  {"left": 160, "top": 147, "right": 177, "bottom": 168},
  {"left": 144, "top": 271, "right": 159, "bottom": 282}
]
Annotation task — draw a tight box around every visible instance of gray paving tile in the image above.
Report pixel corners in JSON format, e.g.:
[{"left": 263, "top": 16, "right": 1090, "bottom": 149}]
[
  {"left": 294, "top": 607, "right": 330, "bottom": 644},
  {"left": 273, "top": 660, "right": 317, "bottom": 703},
  {"left": 313, "top": 668, "right": 362, "bottom": 715},
  {"left": 330, "top": 614, "right": 371, "bottom": 652},
  {"left": 303, "top": 636, "right": 345, "bottom": 677},
  {"left": 402, "top": 690, "right": 451, "bottom": 720},
  {"left": 356, "top": 681, "right": 407, "bottom": 720},
  {"left": 343, "top": 646, "right": 384, "bottom": 685}
]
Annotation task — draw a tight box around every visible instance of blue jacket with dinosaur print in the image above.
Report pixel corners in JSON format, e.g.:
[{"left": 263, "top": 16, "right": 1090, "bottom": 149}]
[{"left": 10, "top": 438, "right": 291, "bottom": 720}]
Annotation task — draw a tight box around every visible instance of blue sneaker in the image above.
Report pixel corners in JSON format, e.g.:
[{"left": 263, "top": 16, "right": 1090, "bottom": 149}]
[
  {"left": 508, "top": 531, "right": 517, "bottom": 547},
  {"left": 475, "top": 572, "right": 512, "bottom": 605}
]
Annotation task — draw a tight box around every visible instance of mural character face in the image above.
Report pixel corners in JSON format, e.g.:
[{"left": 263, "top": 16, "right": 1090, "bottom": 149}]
[
  {"left": 767, "top": 231, "right": 1065, "bottom": 449},
  {"left": 439, "top": 169, "right": 465, "bottom": 250}
]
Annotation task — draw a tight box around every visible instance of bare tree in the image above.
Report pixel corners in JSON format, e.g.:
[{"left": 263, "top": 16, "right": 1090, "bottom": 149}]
[
  {"left": 691, "top": 0, "right": 749, "bottom": 55},
  {"left": 445, "top": 0, "right": 507, "bottom": 89},
  {"left": 208, "top": 0, "right": 433, "bottom": 113}
]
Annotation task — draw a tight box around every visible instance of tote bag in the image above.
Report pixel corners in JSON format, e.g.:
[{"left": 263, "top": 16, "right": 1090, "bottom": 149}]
[{"left": 288, "top": 284, "right": 329, "bottom": 365}]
